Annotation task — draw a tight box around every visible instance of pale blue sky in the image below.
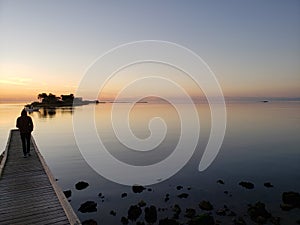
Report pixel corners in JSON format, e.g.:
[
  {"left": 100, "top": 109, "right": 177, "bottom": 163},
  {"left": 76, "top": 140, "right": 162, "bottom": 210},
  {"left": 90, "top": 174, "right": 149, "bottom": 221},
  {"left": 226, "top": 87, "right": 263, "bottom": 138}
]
[{"left": 0, "top": 0, "right": 299, "bottom": 100}]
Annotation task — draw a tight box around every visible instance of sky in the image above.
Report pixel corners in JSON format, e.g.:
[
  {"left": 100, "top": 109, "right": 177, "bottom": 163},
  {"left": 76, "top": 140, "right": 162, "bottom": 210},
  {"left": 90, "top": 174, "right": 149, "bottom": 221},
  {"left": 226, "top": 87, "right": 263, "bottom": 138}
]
[{"left": 0, "top": 0, "right": 299, "bottom": 102}]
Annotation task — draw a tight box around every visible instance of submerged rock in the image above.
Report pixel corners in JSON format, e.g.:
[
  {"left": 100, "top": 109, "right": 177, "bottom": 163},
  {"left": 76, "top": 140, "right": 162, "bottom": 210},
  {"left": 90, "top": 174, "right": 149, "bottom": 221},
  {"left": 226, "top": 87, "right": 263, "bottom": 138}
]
[
  {"left": 185, "top": 208, "right": 196, "bottom": 218},
  {"left": 281, "top": 191, "right": 300, "bottom": 210},
  {"left": 216, "top": 208, "right": 226, "bottom": 216},
  {"left": 75, "top": 181, "right": 89, "bottom": 190},
  {"left": 82, "top": 219, "right": 98, "bottom": 225},
  {"left": 233, "top": 217, "right": 246, "bottom": 225},
  {"left": 136, "top": 222, "right": 145, "bottom": 225},
  {"left": 138, "top": 200, "right": 146, "bottom": 207},
  {"left": 121, "top": 192, "right": 127, "bottom": 198},
  {"left": 217, "top": 179, "right": 225, "bottom": 184},
  {"left": 98, "top": 192, "right": 104, "bottom": 198},
  {"left": 187, "top": 213, "right": 215, "bottom": 225},
  {"left": 63, "top": 190, "right": 71, "bottom": 198},
  {"left": 176, "top": 185, "right": 183, "bottom": 190},
  {"left": 199, "top": 201, "right": 213, "bottom": 211},
  {"left": 227, "top": 210, "right": 236, "bottom": 217},
  {"left": 132, "top": 185, "right": 146, "bottom": 193},
  {"left": 145, "top": 205, "right": 157, "bottom": 224},
  {"left": 239, "top": 181, "right": 254, "bottom": 189},
  {"left": 128, "top": 205, "right": 142, "bottom": 221},
  {"left": 177, "top": 193, "right": 189, "bottom": 199},
  {"left": 164, "top": 193, "right": 170, "bottom": 202},
  {"left": 110, "top": 210, "right": 116, "bottom": 216},
  {"left": 172, "top": 204, "right": 181, "bottom": 219},
  {"left": 248, "top": 201, "right": 271, "bottom": 224},
  {"left": 121, "top": 216, "right": 129, "bottom": 225},
  {"left": 159, "top": 218, "right": 180, "bottom": 225},
  {"left": 78, "top": 201, "right": 97, "bottom": 213},
  {"left": 264, "top": 182, "right": 274, "bottom": 188},
  {"left": 270, "top": 216, "right": 281, "bottom": 225}
]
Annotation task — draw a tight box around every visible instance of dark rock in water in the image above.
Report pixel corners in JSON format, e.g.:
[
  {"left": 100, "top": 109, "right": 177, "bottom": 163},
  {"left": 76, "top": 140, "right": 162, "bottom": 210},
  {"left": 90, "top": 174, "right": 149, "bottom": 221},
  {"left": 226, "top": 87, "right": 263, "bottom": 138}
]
[
  {"left": 159, "top": 218, "right": 180, "bottom": 225},
  {"left": 136, "top": 222, "right": 145, "bottom": 225},
  {"left": 185, "top": 208, "right": 196, "bottom": 218},
  {"left": 233, "top": 217, "right": 246, "bottom": 225},
  {"left": 239, "top": 181, "right": 254, "bottom": 189},
  {"left": 281, "top": 191, "right": 300, "bottom": 209},
  {"left": 264, "top": 182, "right": 274, "bottom": 188},
  {"left": 110, "top": 210, "right": 116, "bottom": 216},
  {"left": 176, "top": 185, "right": 183, "bottom": 190},
  {"left": 199, "top": 201, "right": 213, "bottom": 211},
  {"left": 216, "top": 208, "right": 226, "bottom": 216},
  {"left": 248, "top": 201, "right": 271, "bottom": 224},
  {"left": 147, "top": 188, "right": 152, "bottom": 192},
  {"left": 270, "top": 216, "right": 280, "bottom": 225},
  {"left": 63, "top": 190, "right": 71, "bottom": 198},
  {"left": 78, "top": 201, "right": 97, "bottom": 213},
  {"left": 98, "top": 192, "right": 104, "bottom": 198},
  {"left": 217, "top": 179, "right": 225, "bottom": 184},
  {"left": 187, "top": 186, "right": 192, "bottom": 190},
  {"left": 177, "top": 193, "right": 189, "bottom": 199},
  {"left": 172, "top": 204, "right": 181, "bottom": 219},
  {"left": 128, "top": 205, "right": 142, "bottom": 221},
  {"left": 280, "top": 203, "right": 294, "bottom": 211},
  {"left": 187, "top": 213, "right": 215, "bottom": 225},
  {"left": 121, "top": 216, "right": 129, "bottom": 225},
  {"left": 164, "top": 194, "right": 170, "bottom": 202},
  {"left": 224, "top": 191, "right": 229, "bottom": 195},
  {"left": 145, "top": 205, "right": 157, "bottom": 224},
  {"left": 132, "top": 185, "right": 146, "bottom": 193},
  {"left": 159, "top": 207, "right": 168, "bottom": 212},
  {"left": 75, "top": 181, "right": 89, "bottom": 190},
  {"left": 138, "top": 200, "right": 146, "bottom": 207},
  {"left": 121, "top": 192, "right": 127, "bottom": 198},
  {"left": 82, "top": 219, "right": 98, "bottom": 225},
  {"left": 227, "top": 210, "right": 236, "bottom": 217}
]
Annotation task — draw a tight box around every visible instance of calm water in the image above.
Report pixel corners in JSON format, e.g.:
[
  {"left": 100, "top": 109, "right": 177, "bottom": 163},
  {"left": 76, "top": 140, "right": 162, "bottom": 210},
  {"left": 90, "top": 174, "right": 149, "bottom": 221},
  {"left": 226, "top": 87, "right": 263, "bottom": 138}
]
[{"left": 0, "top": 101, "right": 300, "bottom": 224}]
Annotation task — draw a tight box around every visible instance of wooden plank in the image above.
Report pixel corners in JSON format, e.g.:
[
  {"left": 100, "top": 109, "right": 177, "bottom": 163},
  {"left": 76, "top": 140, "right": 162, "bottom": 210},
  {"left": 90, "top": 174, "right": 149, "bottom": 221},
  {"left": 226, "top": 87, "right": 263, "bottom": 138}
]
[{"left": 0, "top": 129, "right": 81, "bottom": 225}]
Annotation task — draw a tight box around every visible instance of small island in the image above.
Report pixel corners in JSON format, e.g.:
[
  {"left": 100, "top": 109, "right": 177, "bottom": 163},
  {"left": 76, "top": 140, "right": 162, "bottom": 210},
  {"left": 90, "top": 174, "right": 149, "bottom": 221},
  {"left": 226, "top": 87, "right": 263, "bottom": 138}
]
[{"left": 25, "top": 93, "right": 99, "bottom": 110}]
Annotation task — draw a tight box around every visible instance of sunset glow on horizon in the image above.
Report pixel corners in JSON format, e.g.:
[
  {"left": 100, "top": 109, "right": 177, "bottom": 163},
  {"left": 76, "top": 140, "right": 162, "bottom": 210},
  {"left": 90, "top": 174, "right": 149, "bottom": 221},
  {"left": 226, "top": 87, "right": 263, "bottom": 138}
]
[{"left": 1, "top": 1, "right": 299, "bottom": 102}]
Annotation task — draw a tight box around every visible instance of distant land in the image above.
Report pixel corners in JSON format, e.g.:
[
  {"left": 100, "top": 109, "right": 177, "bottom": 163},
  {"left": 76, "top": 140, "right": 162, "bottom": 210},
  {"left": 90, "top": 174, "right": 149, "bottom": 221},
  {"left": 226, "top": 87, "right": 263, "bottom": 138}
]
[
  {"left": 26, "top": 93, "right": 99, "bottom": 108},
  {"left": 1, "top": 95, "right": 299, "bottom": 104}
]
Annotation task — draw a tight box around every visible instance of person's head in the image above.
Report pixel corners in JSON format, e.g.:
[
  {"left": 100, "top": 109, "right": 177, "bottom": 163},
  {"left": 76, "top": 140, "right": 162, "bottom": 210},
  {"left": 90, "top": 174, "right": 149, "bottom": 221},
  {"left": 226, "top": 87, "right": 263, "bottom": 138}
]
[{"left": 21, "top": 109, "right": 27, "bottom": 116}]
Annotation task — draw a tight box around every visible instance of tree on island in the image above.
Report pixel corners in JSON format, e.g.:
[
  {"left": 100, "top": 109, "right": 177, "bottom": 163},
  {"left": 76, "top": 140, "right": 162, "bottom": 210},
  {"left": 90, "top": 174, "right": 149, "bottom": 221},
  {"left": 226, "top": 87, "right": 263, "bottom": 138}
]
[
  {"left": 28, "top": 93, "right": 95, "bottom": 108},
  {"left": 36, "top": 93, "right": 75, "bottom": 105},
  {"left": 37, "top": 93, "right": 60, "bottom": 104}
]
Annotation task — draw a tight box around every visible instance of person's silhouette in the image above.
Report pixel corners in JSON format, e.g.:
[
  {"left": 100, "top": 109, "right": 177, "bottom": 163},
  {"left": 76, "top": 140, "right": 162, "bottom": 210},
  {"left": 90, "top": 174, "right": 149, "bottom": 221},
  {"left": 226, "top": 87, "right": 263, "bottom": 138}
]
[{"left": 16, "top": 109, "right": 34, "bottom": 158}]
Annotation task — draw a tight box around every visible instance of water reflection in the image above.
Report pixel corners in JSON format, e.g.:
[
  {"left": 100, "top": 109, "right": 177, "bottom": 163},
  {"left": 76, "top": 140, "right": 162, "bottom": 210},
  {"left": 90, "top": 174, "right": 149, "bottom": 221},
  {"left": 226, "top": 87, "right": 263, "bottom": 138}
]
[
  {"left": 94, "top": 103, "right": 183, "bottom": 166},
  {"left": 34, "top": 107, "right": 74, "bottom": 118},
  {"left": 0, "top": 102, "right": 299, "bottom": 225}
]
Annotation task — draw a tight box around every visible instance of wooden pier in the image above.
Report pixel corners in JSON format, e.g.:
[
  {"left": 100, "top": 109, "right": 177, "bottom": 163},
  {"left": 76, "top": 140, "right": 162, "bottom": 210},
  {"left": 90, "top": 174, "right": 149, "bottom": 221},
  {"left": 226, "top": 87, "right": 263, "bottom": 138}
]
[{"left": 0, "top": 129, "right": 81, "bottom": 225}]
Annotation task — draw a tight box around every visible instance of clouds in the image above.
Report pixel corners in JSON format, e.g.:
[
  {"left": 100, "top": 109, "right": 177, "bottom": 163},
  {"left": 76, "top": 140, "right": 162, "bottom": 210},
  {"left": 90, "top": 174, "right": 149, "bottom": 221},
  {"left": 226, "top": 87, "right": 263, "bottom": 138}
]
[{"left": 0, "top": 77, "right": 31, "bottom": 86}]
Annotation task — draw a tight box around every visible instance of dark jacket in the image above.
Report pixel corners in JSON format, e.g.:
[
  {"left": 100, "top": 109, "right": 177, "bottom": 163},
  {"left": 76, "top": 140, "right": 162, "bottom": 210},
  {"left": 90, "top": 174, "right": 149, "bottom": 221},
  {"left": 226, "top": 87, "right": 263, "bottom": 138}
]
[{"left": 16, "top": 110, "right": 34, "bottom": 134}]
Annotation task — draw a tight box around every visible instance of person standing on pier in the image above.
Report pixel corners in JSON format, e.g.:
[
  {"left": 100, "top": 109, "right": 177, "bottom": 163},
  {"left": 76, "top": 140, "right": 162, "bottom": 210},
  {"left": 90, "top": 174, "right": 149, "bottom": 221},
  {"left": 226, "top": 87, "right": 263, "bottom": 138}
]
[{"left": 16, "top": 109, "right": 34, "bottom": 158}]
